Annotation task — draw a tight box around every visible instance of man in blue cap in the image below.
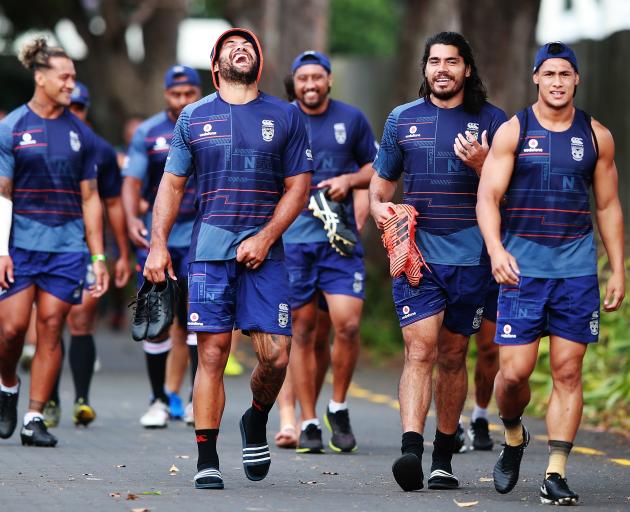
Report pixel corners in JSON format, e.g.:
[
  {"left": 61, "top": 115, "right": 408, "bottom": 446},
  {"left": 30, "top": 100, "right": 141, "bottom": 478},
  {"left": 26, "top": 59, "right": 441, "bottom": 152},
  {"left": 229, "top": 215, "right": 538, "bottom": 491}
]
[
  {"left": 477, "top": 42, "right": 625, "bottom": 504},
  {"left": 279, "top": 50, "right": 377, "bottom": 454},
  {"left": 122, "top": 65, "right": 202, "bottom": 429},
  {"left": 40, "top": 81, "right": 131, "bottom": 428}
]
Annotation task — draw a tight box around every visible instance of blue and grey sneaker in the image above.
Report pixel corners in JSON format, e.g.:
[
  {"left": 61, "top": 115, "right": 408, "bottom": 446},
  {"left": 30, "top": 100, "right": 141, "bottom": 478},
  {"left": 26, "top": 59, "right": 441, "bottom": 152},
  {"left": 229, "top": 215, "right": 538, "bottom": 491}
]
[{"left": 168, "top": 392, "right": 184, "bottom": 419}]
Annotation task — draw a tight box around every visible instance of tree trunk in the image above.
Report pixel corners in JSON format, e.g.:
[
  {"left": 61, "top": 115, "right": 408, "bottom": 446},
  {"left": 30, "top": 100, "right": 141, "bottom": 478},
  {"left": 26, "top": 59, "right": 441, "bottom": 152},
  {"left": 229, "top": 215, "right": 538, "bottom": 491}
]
[
  {"left": 221, "top": 0, "right": 329, "bottom": 98},
  {"left": 462, "top": 0, "right": 541, "bottom": 115},
  {"left": 393, "top": 0, "right": 541, "bottom": 114},
  {"left": 69, "top": 0, "right": 187, "bottom": 142}
]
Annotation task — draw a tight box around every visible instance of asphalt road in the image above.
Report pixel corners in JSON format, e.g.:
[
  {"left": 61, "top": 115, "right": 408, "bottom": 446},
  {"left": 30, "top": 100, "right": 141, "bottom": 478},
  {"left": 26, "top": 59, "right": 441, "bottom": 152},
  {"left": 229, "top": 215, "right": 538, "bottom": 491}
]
[{"left": 0, "top": 325, "right": 628, "bottom": 512}]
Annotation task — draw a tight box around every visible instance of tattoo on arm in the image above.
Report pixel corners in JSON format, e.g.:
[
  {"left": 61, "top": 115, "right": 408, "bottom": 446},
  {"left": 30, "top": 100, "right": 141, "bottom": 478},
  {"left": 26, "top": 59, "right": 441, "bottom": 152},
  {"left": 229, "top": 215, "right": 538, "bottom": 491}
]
[
  {"left": 250, "top": 332, "right": 291, "bottom": 404},
  {"left": 0, "top": 177, "right": 13, "bottom": 198}
]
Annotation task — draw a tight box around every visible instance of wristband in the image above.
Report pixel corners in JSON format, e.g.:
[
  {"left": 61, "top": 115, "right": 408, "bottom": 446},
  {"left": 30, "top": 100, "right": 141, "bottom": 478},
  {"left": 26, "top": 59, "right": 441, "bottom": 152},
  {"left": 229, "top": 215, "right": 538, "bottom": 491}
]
[{"left": 91, "top": 254, "right": 106, "bottom": 263}]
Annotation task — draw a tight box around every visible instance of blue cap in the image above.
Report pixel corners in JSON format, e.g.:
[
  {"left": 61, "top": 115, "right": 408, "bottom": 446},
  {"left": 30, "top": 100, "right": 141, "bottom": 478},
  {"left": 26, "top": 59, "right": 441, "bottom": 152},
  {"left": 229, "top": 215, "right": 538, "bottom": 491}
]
[
  {"left": 70, "top": 81, "right": 90, "bottom": 107},
  {"left": 533, "top": 42, "right": 578, "bottom": 73},
  {"left": 164, "top": 65, "right": 201, "bottom": 89},
  {"left": 291, "top": 50, "right": 331, "bottom": 74}
]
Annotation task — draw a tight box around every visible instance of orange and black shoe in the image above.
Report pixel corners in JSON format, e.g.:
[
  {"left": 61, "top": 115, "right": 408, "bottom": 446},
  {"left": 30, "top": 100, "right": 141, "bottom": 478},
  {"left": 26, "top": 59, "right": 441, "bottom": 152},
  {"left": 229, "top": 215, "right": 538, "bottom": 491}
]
[{"left": 381, "top": 204, "right": 428, "bottom": 286}]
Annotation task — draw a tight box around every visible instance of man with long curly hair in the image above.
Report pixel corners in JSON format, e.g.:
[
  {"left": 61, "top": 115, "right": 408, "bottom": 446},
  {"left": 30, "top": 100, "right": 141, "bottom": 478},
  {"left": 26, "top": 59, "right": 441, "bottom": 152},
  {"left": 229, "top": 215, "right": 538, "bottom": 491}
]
[{"left": 369, "top": 32, "right": 506, "bottom": 491}]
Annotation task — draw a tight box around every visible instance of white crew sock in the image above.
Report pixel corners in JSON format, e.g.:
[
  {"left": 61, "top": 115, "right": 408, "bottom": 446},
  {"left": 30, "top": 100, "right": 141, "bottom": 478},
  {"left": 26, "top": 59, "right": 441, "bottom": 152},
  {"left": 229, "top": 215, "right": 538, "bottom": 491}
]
[
  {"left": 301, "top": 418, "right": 320, "bottom": 430},
  {"left": 471, "top": 405, "right": 488, "bottom": 422},
  {"left": 328, "top": 400, "right": 348, "bottom": 413},
  {"left": 0, "top": 382, "right": 19, "bottom": 394},
  {"left": 23, "top": 412, "right": 44, "bottom": 424}
]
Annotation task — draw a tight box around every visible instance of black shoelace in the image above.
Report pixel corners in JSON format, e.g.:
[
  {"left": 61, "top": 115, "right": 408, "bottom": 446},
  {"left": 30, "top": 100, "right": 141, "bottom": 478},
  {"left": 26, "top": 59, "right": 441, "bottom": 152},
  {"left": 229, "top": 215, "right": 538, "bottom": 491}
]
[{"left": 128, "top": 295, "right": 149, "bottom": 322}]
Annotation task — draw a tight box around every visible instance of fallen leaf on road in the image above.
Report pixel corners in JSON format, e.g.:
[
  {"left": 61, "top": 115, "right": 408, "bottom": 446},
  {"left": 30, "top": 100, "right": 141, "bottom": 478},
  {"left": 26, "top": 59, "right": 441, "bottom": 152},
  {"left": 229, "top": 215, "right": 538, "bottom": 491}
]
[
  {"left": 478, "top": 477, "right": 493, "bottom": 482},
  {"left": 140, "top": 491, "right": 162, "bottom": 495},
  {"left": 299, "top": 480, "right": 318, "bottom": 485},
  {"left": 322, "top": 471, "right": 339, "bottom": 475},
  {"left": 169, "top": 465, "right": 179, "bottom": 474},
  {"left": 126, "top": 493, "right": 139, "bottom": 500},
  {"left": 131, "top": 508, "right": 150, "bottom": 512},
  {"left": 82, "top": 473, "right": 93, "bottom": 476},
  {"left": 175, "top": 455, "right": 190, "bottom": 459},
  {"left": 115, "top": 464, "right": 126, "bottom": 468},
  {"left": 109, "top": 492, "right": 121, "bottom": 498},
  {"left": 453, "top": 499, "right": 479, "bottom": 508}
]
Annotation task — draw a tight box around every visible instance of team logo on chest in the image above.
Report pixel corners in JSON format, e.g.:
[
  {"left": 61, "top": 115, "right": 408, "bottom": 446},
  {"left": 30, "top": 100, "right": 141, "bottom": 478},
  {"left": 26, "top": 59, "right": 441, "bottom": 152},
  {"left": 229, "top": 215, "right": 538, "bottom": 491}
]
[
  {"left": 570, "top": 136, "right": 584, "bottom": 162},
  {"left": 262, "top": 119, "right": 275, "bottom": 142},
  {"left": 334, "top": 122, "right": 347, "bottom": 144},
  {"left": 466, "top": 122, "right": 479, "bottom": 142},
  {"left": 69, "top": 130, "right": 81, "bottom": 152}
]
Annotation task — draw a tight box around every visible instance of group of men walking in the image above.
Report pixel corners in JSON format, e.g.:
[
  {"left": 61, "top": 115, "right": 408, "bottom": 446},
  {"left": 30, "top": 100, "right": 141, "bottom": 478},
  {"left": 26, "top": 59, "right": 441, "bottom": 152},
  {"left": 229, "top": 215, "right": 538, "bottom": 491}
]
[{"left": 0, "top": 25, "right": 624, "bottom": 507}]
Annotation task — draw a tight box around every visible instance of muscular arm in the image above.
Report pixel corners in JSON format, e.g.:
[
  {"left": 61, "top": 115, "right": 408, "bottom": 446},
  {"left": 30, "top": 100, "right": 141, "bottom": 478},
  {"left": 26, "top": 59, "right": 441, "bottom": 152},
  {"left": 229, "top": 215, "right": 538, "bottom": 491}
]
[
  {"left": 121, "top": 176, "right": 149, "bottom": 248},
  {"left": 236, "top": 172, "right": 312, "bottom": 269},
  {"left": 81, "top": 178, "right": 109, "bottom": 296},
  {"left": 142, "top": 172, "right": 186, "bottom": 283},
  {"left": 476, "top": 117, "right": 520, "bottom": 284},
  {"left": 591, "top": 119, "right": 625, "bottom": 311},
  {"left": 104, "top": 196, "right": 131, "bottom": 287},
  {"left": 368, "top": 173, "right": 398, "bottom": 229}
]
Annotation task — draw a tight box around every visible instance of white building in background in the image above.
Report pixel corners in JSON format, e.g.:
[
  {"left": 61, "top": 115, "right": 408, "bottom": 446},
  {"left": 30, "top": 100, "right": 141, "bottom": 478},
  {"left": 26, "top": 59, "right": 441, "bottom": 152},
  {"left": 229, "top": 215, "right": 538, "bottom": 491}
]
[{"left": 537, "top": 0, "right": 630, "bottom": 43}]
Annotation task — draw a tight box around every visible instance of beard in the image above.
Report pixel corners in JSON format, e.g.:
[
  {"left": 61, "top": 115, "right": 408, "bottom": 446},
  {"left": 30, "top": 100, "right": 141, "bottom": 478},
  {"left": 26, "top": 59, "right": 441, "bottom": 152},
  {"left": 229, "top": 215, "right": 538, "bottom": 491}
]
[
  {"left": 218, "top": 55, "right": 258, "bottom": 85},
  {"left": 298, "top": 86, "right": 331, "bottom": 109},
  {"left": 428, "top": 74, "right": 465, "bottom": 101}
]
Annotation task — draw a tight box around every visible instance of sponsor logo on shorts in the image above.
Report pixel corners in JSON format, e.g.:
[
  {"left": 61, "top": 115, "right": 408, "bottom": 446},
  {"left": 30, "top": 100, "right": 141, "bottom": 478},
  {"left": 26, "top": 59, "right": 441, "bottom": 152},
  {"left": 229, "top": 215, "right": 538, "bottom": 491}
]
[
  {"left": 306, "top": 148, "right": 313, "bottom": 160},
  {"left": 401, "top": 304, "right": 416, "bottom": 320},
  {"left": 571, "top": 136, "right": 584, "bottom": 161},
  {"left": 500, "top": 323, "right": 516, "bottom": 339},
  {"left": 589, "top": 311, "right": 599, "bottom": 336},
  {"left": 523, "top": 138, "right": 543, "bottom": 153},
  {"left": 85, "top": 264, "right": 96, "bottom": 287},
  {"left": 262, "top": 119, "right": 275, "bottom": 142},
  {"left": 0, "top": 288, "right": 7, "bottom": 297},
  {"left": 472, "top": 307, "right": 484, "bottom": 329},
  {"left": 278, "top": 303, "right": 289, "bottom": 328},
  {"left": 189, "top": 312, "right": 203, "bottom": 326},
  {"left": 73, "top": 282, "right": 83, "bottom": 299},
  {"left": 69, "top": 130, "right": 81, "bottom": 152},
  {"left": 334, "top": 123, "right": 347, "bottom": 144},
  {"left": 353, "top": 272, "right": 364, "bottom": 293},
  {"left": 19, "top": 132, "right": 37, "bottom": 146}
]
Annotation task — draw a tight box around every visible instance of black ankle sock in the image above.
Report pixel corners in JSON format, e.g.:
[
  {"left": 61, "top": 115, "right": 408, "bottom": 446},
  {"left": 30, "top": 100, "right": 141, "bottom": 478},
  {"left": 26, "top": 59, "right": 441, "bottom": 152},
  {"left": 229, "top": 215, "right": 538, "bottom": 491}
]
[
  {"left": 69, "top": 334, "right": 96, "bottom": 403},
  {"left": 431, "top": 429, "right": 455, "bottom": 473},
  {"left": 242, "top": 399, "right": 273, "bottom": 444},
  {"left": 145, "top": 351, "right": 169, "bottom": 403},
  {"left": 196, "top": 428, "right": 219, "bottom": 470},
  {"left": 188, "top": 344, "right": 198, "bottom": 388},
  {"left": 401, "top": 431, "right": 424, "bottom": 459},
  {"left": 50, "top": 338, "right": 65, "bottom": 403},
  {"left": 501, "top": 415, "right": 522, "bottom": 428}
]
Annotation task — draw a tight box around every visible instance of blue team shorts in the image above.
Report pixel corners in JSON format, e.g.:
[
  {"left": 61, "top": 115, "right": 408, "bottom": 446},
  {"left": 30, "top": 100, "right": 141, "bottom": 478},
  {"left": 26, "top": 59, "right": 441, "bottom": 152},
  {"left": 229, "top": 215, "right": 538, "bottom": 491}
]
[
  {"left": 495, "top": 275, "right": 600, "bottom": 345},
  {"left": 135, "top": 246, "right": 190, "bottom": 287},
  {"left": 483, "top": 278, "right": 500, "bottom": 322},
  {"left": 0, "top": 248, "right": 85, "bottom": 305},
  {"left": 187, "top": 259, "right": 292, "bottom": 336},
  {"left": 392, "top": 263, "right": 490, "bottom": 336},
  {"left": 284, "top": 242, "right": 365, "bottom": 309}
]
